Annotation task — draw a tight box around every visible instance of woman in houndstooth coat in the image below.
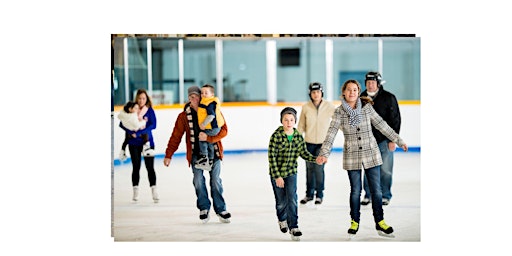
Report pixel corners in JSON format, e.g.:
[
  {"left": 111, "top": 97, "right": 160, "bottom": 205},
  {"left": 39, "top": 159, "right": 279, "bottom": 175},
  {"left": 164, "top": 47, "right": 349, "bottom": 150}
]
[{"left": 316, "top": 79, "right": 408, "bottom": 239}]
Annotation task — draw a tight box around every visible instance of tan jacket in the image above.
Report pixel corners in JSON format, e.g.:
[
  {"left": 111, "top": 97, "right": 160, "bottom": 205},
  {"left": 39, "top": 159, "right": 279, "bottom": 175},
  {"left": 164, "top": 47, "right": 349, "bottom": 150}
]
[{"left": 297, "top": 100, "right": 336, "bottom": 144}]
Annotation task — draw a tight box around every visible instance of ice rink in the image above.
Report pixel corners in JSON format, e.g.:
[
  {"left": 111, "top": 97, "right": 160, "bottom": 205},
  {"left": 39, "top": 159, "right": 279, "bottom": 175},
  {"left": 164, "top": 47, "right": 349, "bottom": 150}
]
[{"left": 112, "top": 151, "right": 420, "bottom": 242}]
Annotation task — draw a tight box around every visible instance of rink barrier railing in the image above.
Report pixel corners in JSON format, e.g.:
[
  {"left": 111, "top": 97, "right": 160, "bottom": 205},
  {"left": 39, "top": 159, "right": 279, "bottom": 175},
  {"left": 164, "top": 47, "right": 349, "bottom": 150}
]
[
  {"left": 113, "top": 146, "right": 420, "bottom": 166},
  {"left": 113, "top": 100, "right": 420, "bottom": 111}
]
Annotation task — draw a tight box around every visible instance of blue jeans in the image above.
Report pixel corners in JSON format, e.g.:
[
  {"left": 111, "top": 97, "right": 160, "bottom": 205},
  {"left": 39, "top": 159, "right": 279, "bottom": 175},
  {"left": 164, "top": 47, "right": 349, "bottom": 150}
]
[
  {"left": 363, "top": 139, "right": 394, "bottom": 200},
  {"left": 305, "top": 143, "right": 324, "bottom": 199},
  {"left": 270, "top": 174, "right": 299, "bottom": 229},
  {"left": 199, "top": 127, "right": 220, "bottom": 160},
  {"left": 347, "top": 166, "right": 384, "bottom": 223},
  {"left": 191, "top": 154, "right": 227, "bottom": 214}
]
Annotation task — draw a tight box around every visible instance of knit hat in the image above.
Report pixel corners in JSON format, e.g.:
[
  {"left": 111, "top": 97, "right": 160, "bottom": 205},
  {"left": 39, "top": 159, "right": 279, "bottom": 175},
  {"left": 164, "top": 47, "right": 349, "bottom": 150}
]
[
  {"left": 280, "top": 107, "right": 297, "bottom": 122},
  {"left": 188, "top": 86, "right": 201, "bottom": 96}
]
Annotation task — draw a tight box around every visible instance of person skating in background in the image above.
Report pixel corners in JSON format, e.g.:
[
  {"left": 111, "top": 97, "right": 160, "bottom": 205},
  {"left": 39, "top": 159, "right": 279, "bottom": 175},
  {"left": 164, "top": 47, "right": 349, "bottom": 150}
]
[
  {"left": 316, "top": 80, "right": 408, "bottom": 239},
  {"left": 297, "top": 82, "right": 336, "bottom": 205},
  {"left": 268, "top": 107, "right": 317, "bottom": 241},
  {"left": 163, "top": 86, "right": 231, "bottom": 224},
  {"left": 118, "top": 100, "right": 154, "bottom": 163},
  {"left": 119, "top": 89, "right": 159, "bottom": 203},
  {"left": 195, "top": 84, "right": 225, "bottom": 171},
  {"left": 360, "top": 71, "right": 401, "bottom": 206}
]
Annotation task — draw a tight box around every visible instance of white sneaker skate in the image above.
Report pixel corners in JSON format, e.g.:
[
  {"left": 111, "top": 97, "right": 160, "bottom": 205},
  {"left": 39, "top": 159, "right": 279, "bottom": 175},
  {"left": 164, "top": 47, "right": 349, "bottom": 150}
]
[
  {"left": 278, "top": 221, "right": 288, "bottom": 233},
  {"left": 199, "top": 210, "right": 210, "bottom": 224},
  {"left": 132, "top": 186, "right": 139, "bottom": 202},
  {"left": 289, "top": 228, "right": 302, "bottom": 241},
  {"left": 119, "top": 149, "right": 127, "bottom": 162},
  {"left": 151, "top": 185, "right": 159, "bottom": 203},
  {"left": 217, "top": 211, "right": 231, "bottom": 223},
  {"left": 142, "top": 143, "right": 155, "bottom": 157}
]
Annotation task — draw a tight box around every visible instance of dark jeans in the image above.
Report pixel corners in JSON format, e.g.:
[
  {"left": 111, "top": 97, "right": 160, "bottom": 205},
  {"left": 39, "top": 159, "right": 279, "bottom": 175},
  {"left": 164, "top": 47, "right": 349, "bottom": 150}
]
[
  {"left": 347, "top": 166, "right": 384, "bottom": 224},
  {"left": 270, "top": 174, "right": 299, "bottom": 229},
  {"left": 304, "top": 143, "right": 324, "bottom": 199}
]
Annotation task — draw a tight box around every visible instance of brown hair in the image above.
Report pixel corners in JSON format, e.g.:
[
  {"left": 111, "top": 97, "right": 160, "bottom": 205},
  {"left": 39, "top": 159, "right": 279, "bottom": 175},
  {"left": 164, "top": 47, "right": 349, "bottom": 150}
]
[
  {"left": 202, "top": 84, "right": 215, "bottom": 94},
  {"left": 135, "top": 89, "right": 153, "bottom": 108},
  {"left": 340, "top": 79, "right": 373, "bottom": 105}
]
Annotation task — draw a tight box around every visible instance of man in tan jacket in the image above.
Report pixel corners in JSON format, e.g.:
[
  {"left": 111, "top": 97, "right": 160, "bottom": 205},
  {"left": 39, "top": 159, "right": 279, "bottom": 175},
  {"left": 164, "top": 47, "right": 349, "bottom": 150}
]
[{"left": 297, "top": 82, "right": 336, "bottom": 205}]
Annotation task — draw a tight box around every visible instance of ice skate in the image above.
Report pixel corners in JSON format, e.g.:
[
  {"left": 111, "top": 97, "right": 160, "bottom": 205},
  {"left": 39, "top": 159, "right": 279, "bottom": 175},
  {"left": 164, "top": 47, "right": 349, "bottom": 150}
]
[
  {"left": 376, "top": 220, "right": 395, "bottom": 238},
  {"left": 151, "top": 185, "right": 159, "bottom": 203},
  {"left": 361, "top": 197, "right": 371, "bottom": 206},
  {"left": 347, "top": 219, "right": 359, "bottom": 240},
  {"left": 194, "top": 155, "right": 211, "bottom": 171},
  {"left": 119, "top": 149, "right": 127, "bottom": 162},
  {"left": 132, "top": 186, "right": 139, "bottom": 202},
  {"left": 217, "top": 211, "right": 231, "bottom": 223},
  {"left": 199, "top": 209, "right": 210, "bottom": 224},
  {"left": 300, "top": 197, "right": 313, "bottom": 205},
  {"left": 142, "top": 142, "right": 155, "bottom": 157},
  {"left": 278, "top": 220, "right": 288, "bottom": 233},
  {"left": 289, "top": 228, "right": 302, "bottom": 241}
]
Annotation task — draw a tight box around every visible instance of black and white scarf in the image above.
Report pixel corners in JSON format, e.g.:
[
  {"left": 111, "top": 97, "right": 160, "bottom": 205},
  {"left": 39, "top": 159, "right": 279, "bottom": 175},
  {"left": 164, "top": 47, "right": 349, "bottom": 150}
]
[
  {"left": 186, "top": 104, "right": 220, "bottom": 158},
  {"left": 341, "top": 97, "right": 362, "bottom": 127},
  {"left": 185, "top": 105, "right": 196, "bottom": 150}
]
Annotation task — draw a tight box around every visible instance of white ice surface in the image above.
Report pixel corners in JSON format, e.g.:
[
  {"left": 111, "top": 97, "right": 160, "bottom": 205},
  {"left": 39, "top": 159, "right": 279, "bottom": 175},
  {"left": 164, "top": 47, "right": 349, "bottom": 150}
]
[{"left": 113, "top": 151, "right": 420, "bottom": 242}]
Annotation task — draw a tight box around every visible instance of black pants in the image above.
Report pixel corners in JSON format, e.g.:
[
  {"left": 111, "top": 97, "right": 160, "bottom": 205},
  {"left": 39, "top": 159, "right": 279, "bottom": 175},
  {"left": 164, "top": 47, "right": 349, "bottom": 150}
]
[{"left": 128, "top": 144, "right": 156, "bottom": 187}]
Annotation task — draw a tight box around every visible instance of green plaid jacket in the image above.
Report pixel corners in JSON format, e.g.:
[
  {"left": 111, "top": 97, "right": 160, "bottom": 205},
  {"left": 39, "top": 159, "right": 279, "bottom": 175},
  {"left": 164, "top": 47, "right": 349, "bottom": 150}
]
[{"left": 268, "top": 126, "right": 317, "bottom": 179}]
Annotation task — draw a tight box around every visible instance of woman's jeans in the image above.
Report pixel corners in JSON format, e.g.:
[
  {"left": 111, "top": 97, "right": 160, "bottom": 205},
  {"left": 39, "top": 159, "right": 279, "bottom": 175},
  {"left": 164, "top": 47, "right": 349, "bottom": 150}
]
[{"left": 347, "top": 165, "right": 384, "bottom": 223}]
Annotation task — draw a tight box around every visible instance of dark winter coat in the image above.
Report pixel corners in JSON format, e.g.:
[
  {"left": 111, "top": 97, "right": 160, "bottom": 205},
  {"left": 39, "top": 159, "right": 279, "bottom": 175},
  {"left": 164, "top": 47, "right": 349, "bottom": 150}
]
[{"left": 361, "top": 85, "right": 401, "bottom": 143}]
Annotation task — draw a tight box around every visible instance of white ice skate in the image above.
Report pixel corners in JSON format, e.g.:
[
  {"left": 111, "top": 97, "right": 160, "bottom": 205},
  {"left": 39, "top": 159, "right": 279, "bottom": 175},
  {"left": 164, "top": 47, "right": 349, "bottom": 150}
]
[
  {"left": 289, "top": 228, "right": 302, "bottom": 241},
  {"left": 217, "top": 211, "right": 231, "bottom": 223},
  {"left": 199, "top": 210, "right": 210, "bottom": 224},
  {"left": 151, "top": 185, "right": 159, "bottom": 203}
]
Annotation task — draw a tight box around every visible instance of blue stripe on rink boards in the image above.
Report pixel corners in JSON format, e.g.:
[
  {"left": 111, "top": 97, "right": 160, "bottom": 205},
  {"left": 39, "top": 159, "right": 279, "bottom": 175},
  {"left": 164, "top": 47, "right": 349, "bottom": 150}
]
[{"left": 113, "top": 147, "right": 421, "bottom": 166}]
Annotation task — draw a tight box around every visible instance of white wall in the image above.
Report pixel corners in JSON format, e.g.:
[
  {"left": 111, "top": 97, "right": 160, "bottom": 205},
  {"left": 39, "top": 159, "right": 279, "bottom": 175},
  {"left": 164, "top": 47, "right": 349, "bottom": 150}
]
[{"left": 113, "top": 104, "right": 420, "bottom": 159}]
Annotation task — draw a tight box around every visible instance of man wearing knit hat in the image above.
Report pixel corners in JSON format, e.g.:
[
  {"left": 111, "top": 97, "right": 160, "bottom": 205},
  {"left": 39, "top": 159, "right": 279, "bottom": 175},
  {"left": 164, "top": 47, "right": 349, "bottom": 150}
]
[
  {"left": 188, "top": 86, "right": 201, "bottom": 97},
  {"left": 297, "top": 82, "right": 336, "bottom": 205},
  {"left": 163, "top": 85, "right": 231, "bottom": 224},
  {"left": 360, "top": 72, "right": 401, "bottom": 206}
]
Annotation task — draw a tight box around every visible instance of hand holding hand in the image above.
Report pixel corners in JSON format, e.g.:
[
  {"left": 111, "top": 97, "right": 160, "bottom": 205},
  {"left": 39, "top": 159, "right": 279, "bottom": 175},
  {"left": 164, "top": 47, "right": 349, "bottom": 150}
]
[
  {"left": 388, "top": 142, "right": 397, "bottom": 152},
  {"left": 316, "top": 156, "right": 327, "bottom": 165}
]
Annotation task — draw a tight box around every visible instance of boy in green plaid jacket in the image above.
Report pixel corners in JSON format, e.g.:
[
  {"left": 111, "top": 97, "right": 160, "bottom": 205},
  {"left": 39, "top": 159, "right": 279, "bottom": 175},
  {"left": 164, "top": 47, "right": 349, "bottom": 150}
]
[{"left": 268, "top": 107, "right": 317, "bottom": 241}]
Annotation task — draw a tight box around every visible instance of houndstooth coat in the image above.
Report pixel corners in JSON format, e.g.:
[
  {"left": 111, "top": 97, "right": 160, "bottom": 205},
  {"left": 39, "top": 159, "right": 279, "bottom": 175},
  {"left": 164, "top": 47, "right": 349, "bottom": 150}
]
[{"left": 318, "top": 100, "right": 406, "bottom": 171}]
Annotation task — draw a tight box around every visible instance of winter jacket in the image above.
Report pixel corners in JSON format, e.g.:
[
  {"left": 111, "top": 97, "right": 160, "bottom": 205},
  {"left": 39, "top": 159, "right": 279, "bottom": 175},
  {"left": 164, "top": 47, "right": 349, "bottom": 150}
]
[
  {"left": 118, "top": 110, "right": 146, "bottom": 131},
  {"left": 198, "top": 96, "right": 225, "bottom": 130},
  {"left": 297, "top": 100, "right": 336, "bottom": 144},
  {"left": 119, "top": 106, "right": 156, "bottom": 147},
  {"left": 268, "top": 126, "right": 317, "bottom": 179},
  {"left": 165, "top": 103, "right": 227, "bottom": 167},
  {"left": 318, "top": 100, "right": 405, "bottom": 170},
  {"left": 360, "top": 85, "right": 401, "bottom": 143}
]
